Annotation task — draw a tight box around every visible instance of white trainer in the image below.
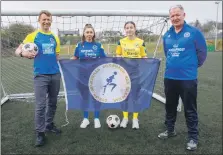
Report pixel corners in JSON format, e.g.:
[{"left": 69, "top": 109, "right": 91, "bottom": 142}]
[
  {"left": 94, "top": 118, "right": 101, "bottom": 128},
  {"left": 80, "top": 118, "right": 90, "bottom": 128},
  {"left": 120, "top": 118, "right": 128, "bottom": 128},
  {"left": 132, "top": 119, "right": 139, "bottom": 129}
]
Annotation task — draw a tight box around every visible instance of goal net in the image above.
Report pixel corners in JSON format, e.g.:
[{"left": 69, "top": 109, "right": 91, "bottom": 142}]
[{"left": 1, "top": 10, "right": 170, "bottom": 106}]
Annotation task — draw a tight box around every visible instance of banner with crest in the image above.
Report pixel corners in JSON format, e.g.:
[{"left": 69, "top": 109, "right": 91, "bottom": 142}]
[{"left": 59, "top": 57, "right": 160, "bottom": 112}]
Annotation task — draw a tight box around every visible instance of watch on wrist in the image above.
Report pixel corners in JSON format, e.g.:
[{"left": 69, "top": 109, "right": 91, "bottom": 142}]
[{"left": 19, "top": 51, "right": 23, "bottom": 57}]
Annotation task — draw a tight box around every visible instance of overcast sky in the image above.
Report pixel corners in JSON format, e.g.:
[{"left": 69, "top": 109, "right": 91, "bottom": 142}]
[
  {"left": 2, "top": 1, "right": 222, "bottom": 23},
  {"left": 1, "top": 1, "right": 222, "bottom": 36}
]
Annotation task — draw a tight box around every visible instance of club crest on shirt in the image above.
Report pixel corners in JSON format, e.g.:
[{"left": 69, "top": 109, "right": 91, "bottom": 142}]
[
  {"left": 92, "top": 45, "right": 98, "bottom": 50},
  {"left": 50, "top": 38, "right": 55, "bottom": 44},
  {"left": 135, "top": 43, "right": 139, "bottom": 48},
  {"left": 184, "top": 32, "right": 190, "bottom": 38}
]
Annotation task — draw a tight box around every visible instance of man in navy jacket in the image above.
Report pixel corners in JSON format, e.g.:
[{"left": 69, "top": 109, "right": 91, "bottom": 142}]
[{"left": 158, "top": 5, "right": 207, "bottom": 151}]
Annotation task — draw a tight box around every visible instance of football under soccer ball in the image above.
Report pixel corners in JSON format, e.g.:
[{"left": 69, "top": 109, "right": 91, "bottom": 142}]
[
  {"left": 22, "top": 43, "right": 38, "bottom": 53},
  {"left": 106, "top": 115, "right": 120, "bottom": 129}
]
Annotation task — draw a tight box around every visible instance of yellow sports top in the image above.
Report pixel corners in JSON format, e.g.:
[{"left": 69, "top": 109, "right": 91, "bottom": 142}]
[{"left": 116, "top": 37, "right": 147, "bottom": 58}]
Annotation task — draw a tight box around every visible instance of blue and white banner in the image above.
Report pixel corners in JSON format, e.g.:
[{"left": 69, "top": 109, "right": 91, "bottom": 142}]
[{"left": 59, "top": 57, "right": 160, "bottom": 112}]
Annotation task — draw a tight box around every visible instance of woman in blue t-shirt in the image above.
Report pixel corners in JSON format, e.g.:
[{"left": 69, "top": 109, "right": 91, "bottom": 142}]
[{"left": 71, "top": 24, "right": 106, "bottom": 128}]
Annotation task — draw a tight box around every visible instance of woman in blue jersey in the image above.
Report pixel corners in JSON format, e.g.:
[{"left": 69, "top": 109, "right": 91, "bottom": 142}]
[{"left": 71, "top": 24, "right": 106, "bottom": 128}]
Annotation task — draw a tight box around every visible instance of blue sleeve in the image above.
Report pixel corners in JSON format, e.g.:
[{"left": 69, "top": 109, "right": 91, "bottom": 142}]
[
  {"left": 194, "top": 29, "right": 207, "bottom": 67},
  {"left": 74, "top": 43, "right": 79, "bottom": 57}
]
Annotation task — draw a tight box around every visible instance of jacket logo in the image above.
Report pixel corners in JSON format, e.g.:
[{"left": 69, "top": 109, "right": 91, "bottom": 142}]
[
  {"left": 50, "top": 38, "right": 55, "bottom": 44},
  {"left": 184, "top": 32, "right": 190, "bottom": 38}
]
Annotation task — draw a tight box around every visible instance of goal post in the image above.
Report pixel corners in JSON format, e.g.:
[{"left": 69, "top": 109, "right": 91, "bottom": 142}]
[{"left": 1, "top": 9, "right": 182, "bottom": 110}]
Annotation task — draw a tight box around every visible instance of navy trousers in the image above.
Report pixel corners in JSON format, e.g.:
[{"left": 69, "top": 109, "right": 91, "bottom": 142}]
[{"left": 164, "top": 78, "right": 198, "bottom": 142}]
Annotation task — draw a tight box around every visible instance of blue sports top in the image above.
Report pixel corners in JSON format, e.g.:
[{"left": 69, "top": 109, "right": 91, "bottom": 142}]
[
  {"left": 23, "top": 30, "right": 60, "bottom": 75},
  {"left": 74, "top": 41, "right": 106, "bottom": 59},
  {"left": 163, "top": 21, "right": 207, "bottom": 80}
]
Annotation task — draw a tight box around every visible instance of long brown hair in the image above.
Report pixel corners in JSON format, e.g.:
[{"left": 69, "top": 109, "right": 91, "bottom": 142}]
[
  {"left": 124, "top": 21, "right": 137, "bottom": 36},
  {"left": 82, "top": 24, "right": 96, "bottom": 45},
  {"left": 124, "top": 21, "right": 136, "bottom": 29}
]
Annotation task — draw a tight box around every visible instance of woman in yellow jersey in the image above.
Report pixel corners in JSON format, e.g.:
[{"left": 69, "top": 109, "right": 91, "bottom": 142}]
[{"left": 116, "top": 21, "right": 147, "bottom": 129}]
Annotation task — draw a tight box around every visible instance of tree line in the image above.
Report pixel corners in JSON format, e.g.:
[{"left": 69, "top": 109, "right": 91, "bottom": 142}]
[{"left": 1, "top": 20, "right": 222, "bottom": 49}]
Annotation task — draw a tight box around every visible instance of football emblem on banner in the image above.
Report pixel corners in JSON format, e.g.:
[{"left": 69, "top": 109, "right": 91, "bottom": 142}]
[{"left": 89, "top": 63, "right": 131, "bottom": 103}]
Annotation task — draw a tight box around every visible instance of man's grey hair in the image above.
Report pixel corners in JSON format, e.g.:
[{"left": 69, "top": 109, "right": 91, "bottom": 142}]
[{"left": 169, "top": 4, "right": 184, "bottom": 12}]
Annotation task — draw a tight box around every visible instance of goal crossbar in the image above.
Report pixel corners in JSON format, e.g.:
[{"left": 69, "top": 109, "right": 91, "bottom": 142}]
[{"left": 2, "top": 9, "right": 169, "bottom": 17}]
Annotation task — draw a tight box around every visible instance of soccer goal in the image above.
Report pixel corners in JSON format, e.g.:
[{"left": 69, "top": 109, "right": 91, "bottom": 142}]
[{"left": 1, "top": 9, "right": 182, "bottom": 110}]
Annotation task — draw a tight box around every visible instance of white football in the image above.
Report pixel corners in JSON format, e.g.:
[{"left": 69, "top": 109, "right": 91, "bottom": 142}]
[
  {"left": 106, "top": 115, "right": 120, "bottom": 129},
  {"left": 22, "top": 43, "right": 38, "bottom": 53}
]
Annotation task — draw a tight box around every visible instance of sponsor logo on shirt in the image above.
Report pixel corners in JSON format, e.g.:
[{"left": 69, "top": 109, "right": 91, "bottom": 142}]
[
  {"left": 42, "top": 43, "right": 54, "bottom": 54},
  {"left": 173, "top": 44, "right": 178, "bottom": 48},
  {"left": 168, "top": 44, "right": 185, "bottom": 57}
]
